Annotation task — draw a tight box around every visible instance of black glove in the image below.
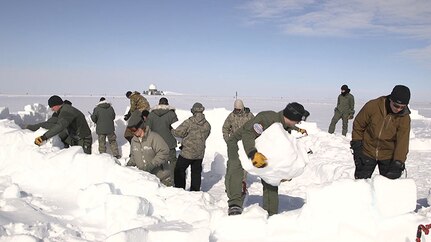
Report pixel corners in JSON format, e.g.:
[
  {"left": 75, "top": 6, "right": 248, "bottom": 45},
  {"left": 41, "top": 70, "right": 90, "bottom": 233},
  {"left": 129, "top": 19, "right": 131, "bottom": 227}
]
[
  {"left": 385, "top": 160, "right": 405, "bottom": 179},
  {"left": 124, "top": 112, "right": 131, "bottom": 121},
  {"left": 350, "top": 140, "right": 363, "bottom": 163}
]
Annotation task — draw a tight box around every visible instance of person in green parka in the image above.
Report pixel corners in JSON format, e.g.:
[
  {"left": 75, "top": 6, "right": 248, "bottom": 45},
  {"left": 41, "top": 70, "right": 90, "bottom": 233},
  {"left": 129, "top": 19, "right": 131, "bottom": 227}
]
[
  {"left": 91, "top": 97, "right": 120, "bottom": 158},
  {"left": 225, "top": 102, "right": 309, "bottom": 216},
  {"left": 328, "top": 84, "right": 355, "bottom": 136},
  {"left": 34, "top": 95, "right": 92, "bottom": 154},
  {"left": 146, "top": 97, "right": 178, "bottom": 186}
]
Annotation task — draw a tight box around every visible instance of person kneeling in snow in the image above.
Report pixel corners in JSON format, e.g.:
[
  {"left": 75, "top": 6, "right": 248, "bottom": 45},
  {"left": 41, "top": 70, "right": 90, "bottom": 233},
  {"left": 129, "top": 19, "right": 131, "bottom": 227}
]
[
  {"left": 126, "top": 110, "right": 171, "bottom": 186},
  {"left": 225, "top": 102, "right": 309, "bottom": 216},
  {"left": 34, "top": 96, "right": 92, "bottom": 154}
]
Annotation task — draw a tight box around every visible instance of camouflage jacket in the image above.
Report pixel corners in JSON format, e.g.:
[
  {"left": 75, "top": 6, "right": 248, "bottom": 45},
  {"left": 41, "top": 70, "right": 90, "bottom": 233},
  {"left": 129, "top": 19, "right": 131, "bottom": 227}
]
[
  {"left": 129, "top": 92, "right": 150, "bottom": 112},
  {"left": 171, "top": 112, "right": 211, "bottom": 160},
  {"left": 222, "top": 109, "right": 254, "bottom": 142}
]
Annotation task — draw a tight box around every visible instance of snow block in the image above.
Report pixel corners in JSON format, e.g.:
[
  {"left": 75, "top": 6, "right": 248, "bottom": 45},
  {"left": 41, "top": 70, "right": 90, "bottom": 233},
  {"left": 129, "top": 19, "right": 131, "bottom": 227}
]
[
  {"left": 105, "top": 194, "right": 151, "bottom": 234},
  {"left": 106, "top": 227, "right": 148, "bottom": 242},
  {"left": 239, "top": 123, "right": 308, "bottom": 186},
  {"left": 372, "top": 175, "right": 417, "bottom": 217}
]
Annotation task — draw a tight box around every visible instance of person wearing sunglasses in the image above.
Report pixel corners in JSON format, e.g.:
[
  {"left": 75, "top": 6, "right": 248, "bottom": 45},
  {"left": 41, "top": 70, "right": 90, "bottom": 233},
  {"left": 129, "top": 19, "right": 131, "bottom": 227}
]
[
  {"left": 351, "top": 85, "right": 411, "bottom": 180},
  {"left": 126, "top": 110, "right": 171, "bottom": 186},
  {"left": 225, "top": 102, "right": 310, "bottom": 216}
]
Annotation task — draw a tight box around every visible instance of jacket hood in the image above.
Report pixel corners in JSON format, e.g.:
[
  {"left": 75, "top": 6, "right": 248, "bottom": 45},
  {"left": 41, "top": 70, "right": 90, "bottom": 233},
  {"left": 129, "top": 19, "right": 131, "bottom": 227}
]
[
  {"left": 151, "top": 104, "right": 175, "bottom": 116},
  {"left": 97, "top": 101, "right": 111, "bottom": 109},
  {"left": 190, "top": 112, "right": 207, "bottom": 125}
]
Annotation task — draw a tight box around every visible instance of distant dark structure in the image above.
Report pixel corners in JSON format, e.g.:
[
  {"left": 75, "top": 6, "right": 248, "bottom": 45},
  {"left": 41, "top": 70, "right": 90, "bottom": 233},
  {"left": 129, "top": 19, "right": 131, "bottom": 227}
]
[{"left": 143, "top": 84, "right": 164, "bottom": 95}]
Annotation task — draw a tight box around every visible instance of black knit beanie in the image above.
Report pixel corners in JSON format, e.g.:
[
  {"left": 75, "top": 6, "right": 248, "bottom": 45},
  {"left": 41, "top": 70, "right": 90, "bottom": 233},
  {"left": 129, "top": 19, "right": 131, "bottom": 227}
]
[
  {"left": 389, "top": 85, "right": 410, "bottom": 104},
  {"left": 283, "top": 102, "right": 308, "bottom": 122},
  {"left": 48, "top": 95, "right": 63, "bottom": 108}
]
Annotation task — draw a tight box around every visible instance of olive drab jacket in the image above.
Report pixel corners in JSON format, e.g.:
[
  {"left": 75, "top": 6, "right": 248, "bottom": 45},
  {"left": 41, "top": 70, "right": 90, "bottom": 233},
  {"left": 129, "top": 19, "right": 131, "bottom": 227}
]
[
  {"left": 335, "top": 93, "right": 355, "bottom": 116},
  {"left": 171, "top": 112, "right": 211, "bottom": 160},
  {"left": 43, "top": 103, "right": 92, "bottom": 140},
  {"left": 222, "top": 108, "right": 255, "bottom": 142},
  {"left": 129, "top": 91, "right": 150, "bottom": 112},
  {"left": 352, "top": 96, "right": 411, "bottom": 162},
  {"left": 146, "top": 104, "right": 178, "bottom": 150},
  {"left": 91, "top": 101, "right": 116, "bottom": 135},
  {"left": 231, "top": 111, "right": 295, "bottom": 158},
  {"left": 128, "top": 127, "right": 170, "bottom": 179}
]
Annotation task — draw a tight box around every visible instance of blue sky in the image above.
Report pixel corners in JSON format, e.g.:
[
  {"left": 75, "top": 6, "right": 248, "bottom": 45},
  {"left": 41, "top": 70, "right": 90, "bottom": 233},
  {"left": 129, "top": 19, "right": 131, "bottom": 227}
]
[{"left": 1, "top": 0, "right": 430, "bottom": 101}]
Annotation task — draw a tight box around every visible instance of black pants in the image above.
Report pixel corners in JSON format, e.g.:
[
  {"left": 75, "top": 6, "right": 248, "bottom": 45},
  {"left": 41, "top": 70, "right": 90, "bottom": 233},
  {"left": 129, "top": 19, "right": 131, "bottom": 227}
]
[
  {"left": 354, "top": 154, "right": 402, "bottom": 179},
  {"left": 174, "top": 155, "right": 203, "bottom": 191}
]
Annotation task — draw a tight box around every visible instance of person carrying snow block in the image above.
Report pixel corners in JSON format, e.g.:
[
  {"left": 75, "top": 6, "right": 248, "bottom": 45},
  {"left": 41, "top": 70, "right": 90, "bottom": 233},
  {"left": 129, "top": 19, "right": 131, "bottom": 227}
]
[
  {"left": 126, "top": 110, "right": 171, "bottom": 186},
  {"left": 34, "top": 95, "right": 92, "bottom": 154},
  {"left": 351, "top": 85, "right": 411, "bottom": 180},
  {"left": 225, "top": 102, "right": 309, "bottom": 216}
]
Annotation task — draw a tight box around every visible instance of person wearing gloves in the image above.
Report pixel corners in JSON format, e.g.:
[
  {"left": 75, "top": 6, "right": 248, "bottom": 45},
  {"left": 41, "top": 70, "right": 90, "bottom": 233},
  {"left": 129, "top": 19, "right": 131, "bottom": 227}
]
[
  {"left": 25, "top": 99, "right": 72, "bottom": 148},
  {"left": 34, "top": 95, "right": 92, "bottom": 154},
  {"left": 91, "top": 97, "right": 120, "bottom": 158},
  {"left": 328, "top": 84, "right": 355, "bottom": 136},
  {"left": 123, "top": 91, "right": 150, "bottom": 143},
  {"left": 224, "top": 102, "right": 310, "bottom": 216},
  {"left": 351, "top": 85, "right": 411, "bottom": 180},
  {"left": 171, "top": 102, "right": 211, "bottom": 191},
  {"left": 126, "top": 110, "right": 171, "bottom": 186}
]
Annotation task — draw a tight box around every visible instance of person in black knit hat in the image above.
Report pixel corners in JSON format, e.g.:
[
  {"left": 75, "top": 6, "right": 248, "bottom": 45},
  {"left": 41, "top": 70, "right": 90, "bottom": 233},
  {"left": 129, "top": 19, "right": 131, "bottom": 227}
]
[
  {"left": 351, "top": 85, "right": 411, "bottom": 180},
  {"left": 224, "top": 101, "right": 309, "bottom": 216},
  {"left": 328, "top": 84, "right": 355, "bottom": 136},
  {"left": 34, "top": 95, "right": 92, "bottom": 154}
]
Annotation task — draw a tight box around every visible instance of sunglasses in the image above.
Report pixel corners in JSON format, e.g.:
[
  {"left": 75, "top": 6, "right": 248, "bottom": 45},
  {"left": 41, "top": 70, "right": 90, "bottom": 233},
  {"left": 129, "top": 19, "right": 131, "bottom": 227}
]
[{"left": 390, "top": 100, "right": 406, "bottom": 109}]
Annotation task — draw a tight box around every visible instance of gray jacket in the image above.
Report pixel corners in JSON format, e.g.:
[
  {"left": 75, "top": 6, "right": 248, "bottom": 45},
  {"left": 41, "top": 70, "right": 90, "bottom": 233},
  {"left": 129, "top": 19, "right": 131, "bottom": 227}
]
[
  {"left": 171, "top": 112, "right": 211, "bottom": 160},
  {"left": 91, "top": 101, "right": 116, "bottom": 135},
  {"left": 128, "top": 127, "right": 170, "bottom": 178},
  {"left": 146, "top": 104, "right": 178, "bottom": 149}
]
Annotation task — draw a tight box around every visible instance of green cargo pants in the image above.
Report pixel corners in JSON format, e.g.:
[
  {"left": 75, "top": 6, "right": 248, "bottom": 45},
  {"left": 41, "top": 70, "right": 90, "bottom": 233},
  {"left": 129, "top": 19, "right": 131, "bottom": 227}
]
[{"left": 225, "top": 139, "right": 279, "bottom": 215}]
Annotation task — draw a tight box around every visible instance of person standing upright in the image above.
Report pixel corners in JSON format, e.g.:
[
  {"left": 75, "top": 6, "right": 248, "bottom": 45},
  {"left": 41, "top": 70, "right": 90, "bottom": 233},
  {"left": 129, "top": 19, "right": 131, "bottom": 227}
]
[
  {"left": 146, "top": 97, "right": 178, "bottom": 186},
  {"left": 222, "top": 99, "right": 255, "bottom": 142},
  {"left": 171, "top": 102, "right": 211, "bottom": 191},
  {"left": 328, "top": 84, "right": 355, "bottom": 136},
  {"left": 123, "top": 91, "right": 150, "bottom": 143},
  {"left": 351, "top": 85, "right": 411, "bottom": 180},
  {"left": 91, "top": 97, "right": 121, "bottom": 158},
  {"left": 34, "top": 95, "right": 92, "bottom": 154}
]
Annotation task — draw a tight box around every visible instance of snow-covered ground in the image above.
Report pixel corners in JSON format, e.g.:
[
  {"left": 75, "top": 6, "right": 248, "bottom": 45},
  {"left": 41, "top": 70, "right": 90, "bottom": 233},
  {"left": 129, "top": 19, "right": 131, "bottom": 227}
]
[{"left": 0, "top": 94, "right": 430, "bottom": 242}]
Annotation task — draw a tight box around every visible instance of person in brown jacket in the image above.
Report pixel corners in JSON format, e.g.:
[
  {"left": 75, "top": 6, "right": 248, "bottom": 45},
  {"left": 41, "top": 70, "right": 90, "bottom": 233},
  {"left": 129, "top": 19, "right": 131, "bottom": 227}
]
[{"left": 350, "top": 85, "right": 411, "bottom": 179}]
